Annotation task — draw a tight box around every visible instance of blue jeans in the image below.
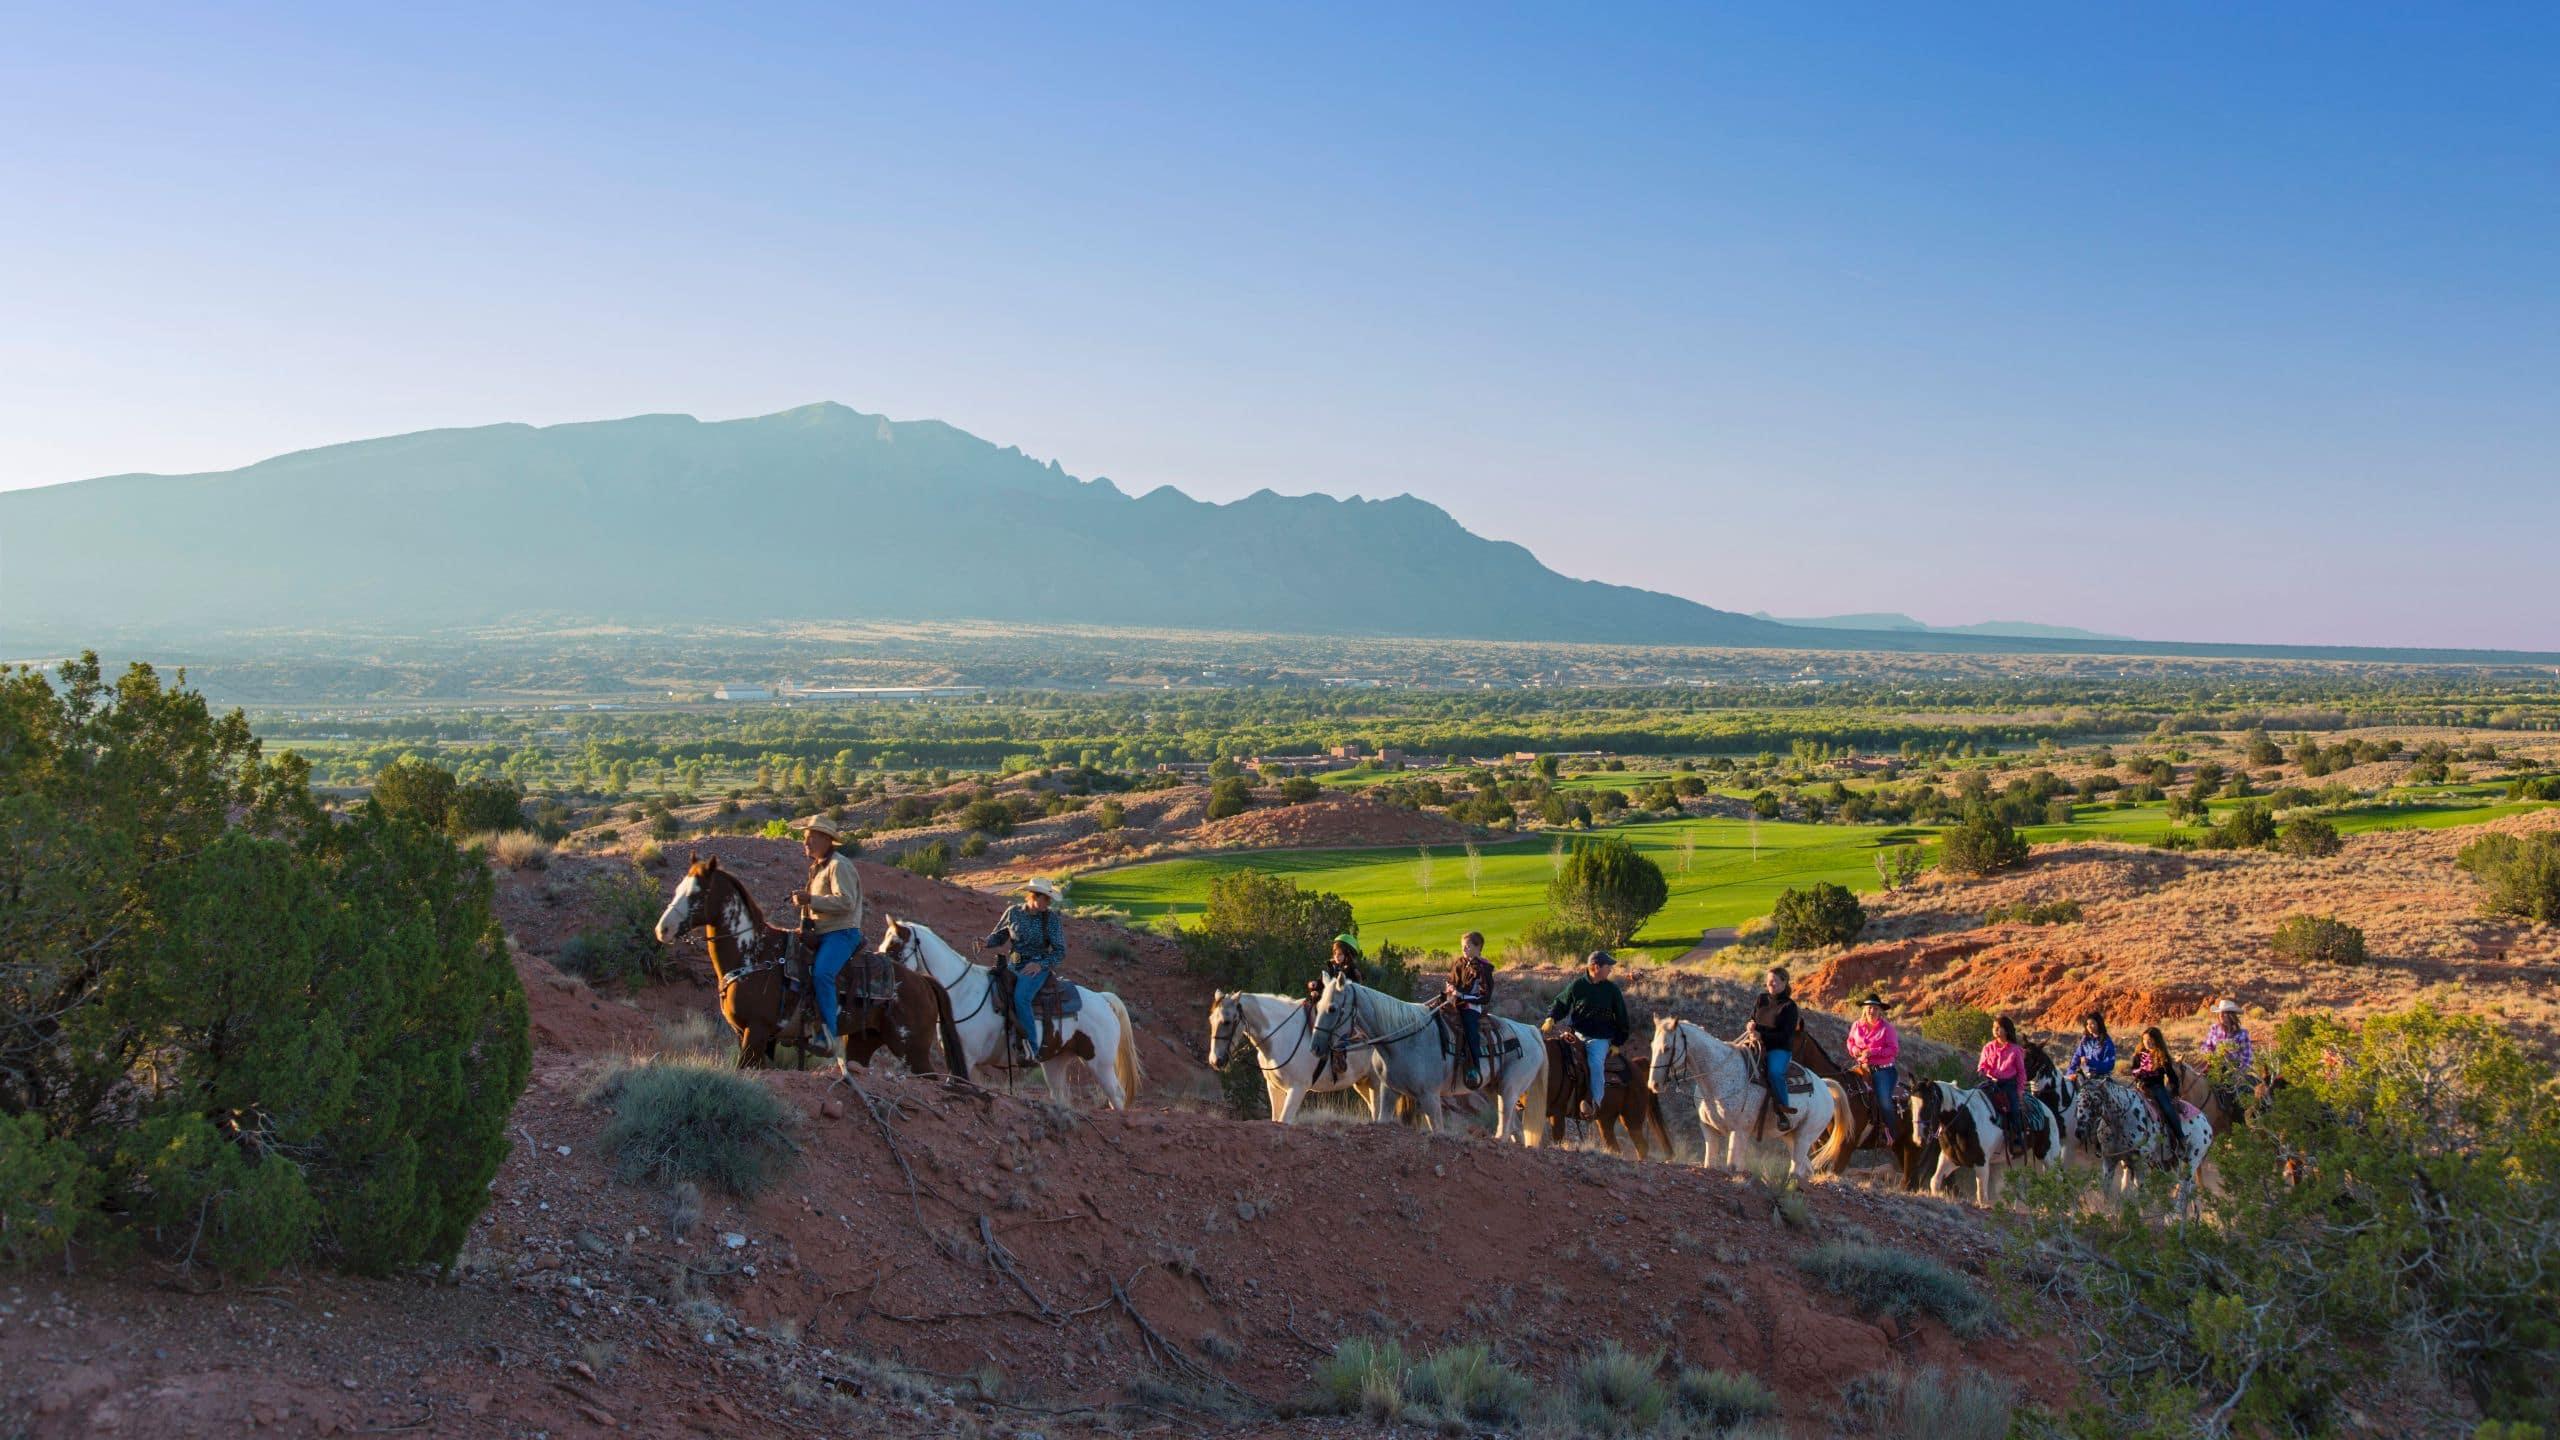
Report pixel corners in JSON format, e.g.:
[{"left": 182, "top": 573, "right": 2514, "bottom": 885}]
[
  {"left": 1584, "top": 1037, "right": 1611, "bottom": 1108},
  {"left": 811, "top": 928, "right": 862, "bottom": 1041},
  {"left": 1766, "top": 1046, "right": 1792, "bottom": 1107},
  {"left": 1870, "top": 1064, "right": 1898, "bottom": 1121},
  {"left": 1012, "top": 963, "right": 1049, "bottom": 1053}
]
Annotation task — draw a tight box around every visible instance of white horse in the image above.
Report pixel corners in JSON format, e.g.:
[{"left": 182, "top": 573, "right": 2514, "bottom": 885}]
[
  {"left": 1646, "top": 1017, "right": 1843, "bottom": 1184},
  {"left": 1206, "top": 990, "right": 1385, "bottom": 1122},
  {"left": 1906, "top": 1079, "right": 2065, "bottom": 1205},
  {"left": 875, "top": 916, "right": 1143, "bottom": 1110},
  {"left": 1308, "top": 975, "right": 1548, "bottom": 1144},
  {"left": 2055, "top": 1075, "right": 2212, "bottom": 1213}
]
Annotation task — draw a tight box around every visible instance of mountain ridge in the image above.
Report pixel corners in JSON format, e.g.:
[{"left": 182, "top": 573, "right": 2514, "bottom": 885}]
[{"left": 6, "top": 404, "right": 2555, "bottom": 665}]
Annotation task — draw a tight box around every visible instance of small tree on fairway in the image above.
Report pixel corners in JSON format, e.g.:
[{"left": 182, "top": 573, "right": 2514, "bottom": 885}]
[
  {"left": 1546, "top": 838, "right": 1669, "bottom": 948},
  {"left": 1940, "top": 809, "right": 2028, "bottom": 876},
  {"left": 1771, "top": 883, "right": 1865, "bottom": 950},
  {"left": 1463, "top": 841, "right": 1483, "bottom": 895}
]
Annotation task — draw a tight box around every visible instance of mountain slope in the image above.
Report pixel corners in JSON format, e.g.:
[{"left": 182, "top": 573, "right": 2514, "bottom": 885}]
[
  {"left": 0, "top": 403, "right": 1802, "bottom": 646},
  {"left": 1753, "top": 611, "right": 2131, "bottom": 641}
]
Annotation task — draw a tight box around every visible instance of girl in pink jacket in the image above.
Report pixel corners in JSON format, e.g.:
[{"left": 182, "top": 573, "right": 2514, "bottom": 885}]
[
  {"left": 1978, "top": 1016, "right": 2027, "bottom": 1142},
  {"left": 1845, "top": 995, "right": 1901, "bottom": 1120}
]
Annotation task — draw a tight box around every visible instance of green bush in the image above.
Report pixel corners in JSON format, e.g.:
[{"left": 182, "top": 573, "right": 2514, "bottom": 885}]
[
  {"left": 368, "top": 755, "right": 459, "bottom": 828},
  {"left": 894, "top": 840, "right": 951, "bottom": 878},
  {"left": 1674, "top": 1366, "right": 1777, "bottom": 1426},
  {"left": 1205, "top": 776, "right": 1254, "bottom": 820},
  {"left": 1845, "top": 1365, "right": 2011, "bottom": 1440},
  {"left": 1, "top": 655, "right": 529, "bottom": 1278},
  {"left": 1797, "top": 1242, "right": 1996, "bottom": 1338},
  {"left": 959, "top": 831, "right": 990, "bottom": 858},
  {"left": 1403, "top": 1344, "right": 1534, "bottom": 1427},
  {"left": 555, "top": 862, "right": 677, "bottom": 989},
  {"left": 2457, "top": 832, "right": 2560, "bottom": 924},
  {"left": 1771, "top": 881, "right": 1866, "bottom": 950},
  {"left": 587, "top": 1057, "right": 798, "bottom": 1198},
  {"left": 1520, "top": 914, "right": 1611, "bottom": 960},
  {"left": 960, "top": 798, "right": 1016, "bottom": 836},
  {"left": 1563, "top": 1344, "right": 1668, "bottom": 1435},
  {"left": 1303, "top": 1337, "right": 1408, "bottom": 1419},
  {"left": 1981, "top": 897, "right": 2082, "bottom": 926},
  {"left": 1094, "top": 800, "right": 1126, "bottom": 831},
  {"left": 1177, "top": 870, "right": 1415, "bottom": 1003},
  {"left": 1547, "top": 837, "right": 1670, "bottom": 947},
  {"left": 1938, "top": 811, "right": 2027, "bottom": 876},
  {"left": 450, "top": 776, "right": 528, "bottom": 836},
  {"left": 2270, "top": 914, "right": 2367, "bottom": 966},
  {"left": 1278, "top": 776, "right": 1322, "bottom": 804},
  {"left": 2209, "top": 800, "right": 2278, "bottom": 850},
  {"left": 1914, "top": 1006, "right": 1994, "bottom": 1054},
  {"left": 2277, "top": 817, "right": 2344, "bottom": 857}
]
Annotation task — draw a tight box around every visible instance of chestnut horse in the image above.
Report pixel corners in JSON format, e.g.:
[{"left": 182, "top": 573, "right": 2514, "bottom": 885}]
[
  {"left": 1540, "top": 1032, "right": 1674, "bottom": 1159},
  {"left": 652, "top": 855, "right": 964, "bottom": 1075},
  {"left": 1795, "top": 1027, "right": 1933, "bottom": 1190}
]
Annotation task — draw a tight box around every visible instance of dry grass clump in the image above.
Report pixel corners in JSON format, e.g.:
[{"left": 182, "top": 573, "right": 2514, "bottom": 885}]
[
  {"left": 584, "top": 1055, "right": 798, "bottom": 1198},
  {"left": 1840, "top": 1365, "right": 2011, "bottom": 1440},
  {"left": 1796, "top": 1241, "right": 1995, "bottom": 1338},
  {"left": 470, "top": 829, "right": 554, "bottom": 870}
]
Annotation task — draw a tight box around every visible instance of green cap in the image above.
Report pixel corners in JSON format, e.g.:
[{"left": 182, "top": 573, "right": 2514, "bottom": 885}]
[{"left": 1332, "top": 933, "right": 1362, "bottom": 953}]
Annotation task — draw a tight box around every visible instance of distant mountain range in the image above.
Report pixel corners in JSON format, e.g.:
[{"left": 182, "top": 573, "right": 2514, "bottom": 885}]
[
  {"left": 4, "top": 403, "right": 2552, "bottom": 664},
  {"left": 1750, "top": 611, "right": 2130, "bottom": 642}
]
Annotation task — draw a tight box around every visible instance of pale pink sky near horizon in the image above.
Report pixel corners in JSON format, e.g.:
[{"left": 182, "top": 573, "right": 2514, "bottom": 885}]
[{"left": 5, "top": 4, "right": 2556, "bottom": 649}]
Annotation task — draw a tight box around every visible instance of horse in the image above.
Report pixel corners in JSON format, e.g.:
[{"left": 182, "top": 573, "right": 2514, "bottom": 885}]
[
  {"left": 651, "top": 855, "right": 965, "bottom": 1076},
  {"left": 1646, "top": 1017, "right": 1844, "bottom": 1184},
  {"left": 2178, "top": 1059, "right": 2277, "bottom": 1137},
  {"left": 1904, "top": 1078, "right": 2064, "bottom": 1205},
  {"left": 1308, "top": 975, "right": 1549, "bottom": 1144},
  {"left": 875, "top": 916, "right": 1143, "bottom": 1110},
  {"left": 1206, "top": 989, "right": 1385, "bottom": 1122},
  {"left": 1540, "top": 1032, "right": 1674, "bottom": 1159},
  {"left": 2054, "top": 1074, "right": 2211, "bottom": 1213},
  {"left": 1793, "top": 1026, "right": 1932, "bottom": 1189}
]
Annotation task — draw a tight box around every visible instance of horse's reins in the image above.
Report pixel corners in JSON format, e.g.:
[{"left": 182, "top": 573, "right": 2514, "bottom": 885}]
[{"left": 1224, "top": 998, "right": 1317, "bottom": 1073}]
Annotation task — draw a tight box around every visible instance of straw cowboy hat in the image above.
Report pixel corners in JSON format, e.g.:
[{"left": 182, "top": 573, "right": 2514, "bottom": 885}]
[
  {"left": 1023, "top": 877, "right": 1061, "bottom": 900},
  {"left": 794, "top": 815, "right": 841, "bottom": 841},
  {"left": 2216, "top": 998, "right": 2243, "bottom": 1015}
]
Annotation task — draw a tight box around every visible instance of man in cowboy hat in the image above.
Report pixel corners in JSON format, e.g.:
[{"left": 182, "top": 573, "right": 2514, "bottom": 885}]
[
  {"left": 984, "top": 877, "right": 1068, "bottom": 1064},
  {"left": 788, "top": 815, "right": 865, "bottom": 1059}
]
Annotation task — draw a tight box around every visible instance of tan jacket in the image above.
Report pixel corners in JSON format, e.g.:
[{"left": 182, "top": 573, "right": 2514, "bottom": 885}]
[{"left": 804, "top": 852, "right": 864, "bottom": 934}]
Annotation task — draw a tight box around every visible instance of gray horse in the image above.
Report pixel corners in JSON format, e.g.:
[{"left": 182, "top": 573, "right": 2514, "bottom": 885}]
[{"left": 1310, "top": 975, "right": 1550, "bottom": 1144}]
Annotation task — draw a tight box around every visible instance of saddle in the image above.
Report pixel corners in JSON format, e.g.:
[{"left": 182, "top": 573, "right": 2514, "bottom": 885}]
[
  {"left": 1977, "top": 1083, "right": 2049, "bottom": 1153},
  {"left": 1548, "top": 1031, "right": 1634, "bottom": 1108},
  {"left": 1734, "top": 1035, "right": 1816, "bottom": 1097},
  {"left": 1029, "top": 974, "right": 1085, "bottom": 1020}
]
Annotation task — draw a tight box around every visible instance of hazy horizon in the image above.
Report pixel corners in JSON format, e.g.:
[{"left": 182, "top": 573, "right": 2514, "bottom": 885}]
[{"left": 6, "top": 5, "right": 2556, "bottom": 648}]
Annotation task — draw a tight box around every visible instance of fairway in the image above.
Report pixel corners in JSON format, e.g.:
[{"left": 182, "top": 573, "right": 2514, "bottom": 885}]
[{"left": 1073, "top": 795, "right": 2551, "bottom": 963}]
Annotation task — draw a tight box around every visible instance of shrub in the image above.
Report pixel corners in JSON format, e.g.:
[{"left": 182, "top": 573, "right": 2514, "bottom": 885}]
[
  {"left": 1981, "top": 897, "right": 2082, "bottom": 926},
  {"left": 1749, "top": 789, "right": 1782, "bottom": 819},
  {"left": 1277, "top": 776, "right": 1322, "bottom": 804},
  {"left": 960, "top": 798, "right": 1016, "bottom": 836},
  {"left": 2209, "top": 800, "right": 2278, "bottom": 850},
  {"left": 1205, "top": 776, "right": 1254, "bottom": 821},
  {"left": 1797, "top": 1242, "right": 1996, "bottom": 1338},
  {"left": 450, "top": 777, "right": 529, "bottom": 836},
  {"left": 587, "top": 1057, "right": 797, "bottom": 1198},
  {"left": 2277, "top": 817, "right": 2343, "bottom": 857},
  {"left": 1938, "top": 811, "right": 2027, "bottom": 876},
  {"left": 1914, "top": 1006, "right": 1994, "bottom": 1054},
  {"left": 1177, "top": 870, "right": 1416, "bottom": 1001},
  {"left": 1520, "top": 914, "right": 1611, "bottom": 960},
  {"left": 470, "top": 828, "right": 554, "bottom": 871},
  {"left": 1547, "top": 837, "right": 1670, "bottom": 947},
  {"left": 1094, "top": 800, "right": 1126, "bottom": 831},
  {"left": 1674, "top": 1366, "right": 1778, "bottom": 1427},
  {"left": 634, "top": 840, "right": 667, "bottom": 869},
  {"left": 1403, "top": 1344, "right": 1534, "bottom": 1427},
  {"left": 556, "top": 864, "right": 676, "bottom": 988},
  {"left": 1771, "top": 881, "right": 1866, "bottom": 950},
  {"left": 894, "top": 840, "right": 951, "bottom": 879},
  {"left": 757, "top": 817, "right": 792, "bottom": 840},
  {"left": 1562, "top": 1344, "right": 1668, "bottom": 1435},
  {"left": 958, "top": 831, "right": 990, "bottom": 858},
  {"left": 1843, "top": 1365, "right": 2011, "bottom": 1440},
  {"left": 0, "top": 656, "right": 530, "bottom": 1279},
  {"left": 1303, "top": 1337, "right": 1407, "bottom": 1419},
  {"left": 2270, "top": 914, "right": 2367, "bottom": 966},
  {"left": 2457, "top": 832, "right": 2560, "bottom": 924},
  {"left": 648, "top": 809, "right": 683, "bottom": 841},
  {"left": 1733, "top": 914, "right": 1777, "bottom": 948}
]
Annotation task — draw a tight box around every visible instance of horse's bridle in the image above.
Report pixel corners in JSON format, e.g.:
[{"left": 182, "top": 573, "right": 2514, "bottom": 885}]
[
  {"left": 1215, "top": 995, "right": 1316, "bottom": 1073},
  {"left": 679, "top": 881, "right": 782, "bottom": 995},
  {"left": 882, "top": 925, "right": 1000, "bottom": 1025},
  {"left": 1650, "top": 1022, "right": 1697, "bottom": 1093}
]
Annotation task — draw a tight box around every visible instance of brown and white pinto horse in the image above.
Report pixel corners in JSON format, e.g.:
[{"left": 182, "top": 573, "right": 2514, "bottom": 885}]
[{"left": 653, "top": 855, "right": 964, "bottom": 1075}]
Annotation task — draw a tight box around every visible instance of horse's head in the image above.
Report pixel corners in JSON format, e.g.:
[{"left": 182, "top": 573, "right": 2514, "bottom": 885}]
[
  {"left": 876, "top": 915, "right": 910, "bottom": 960},
  {"left": 1206, "top": 990, "right": 1244, "bottom": 1068},
  {"left": 1647, "top": 1015, "right": 1684, "bottom": 1093},
  {"left": 1907, "top": 1080, "right": 1946, "bottom": 1141},
  {"left": 654, "top": 855, "right": 721, "bottom": 943},
  {"left": 1310, "top": 972, "right": 1355, "bottom": 1051}
]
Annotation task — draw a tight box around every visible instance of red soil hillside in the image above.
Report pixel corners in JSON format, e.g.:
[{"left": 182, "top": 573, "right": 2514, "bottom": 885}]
[{"left": 1797, "top": 811, "right": 2560, "bottom": 1054}]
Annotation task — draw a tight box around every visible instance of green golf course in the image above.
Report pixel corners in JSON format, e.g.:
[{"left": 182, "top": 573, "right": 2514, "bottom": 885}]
[{"left": 1071, "top": 790, "right": 2549, "bottom": 962}]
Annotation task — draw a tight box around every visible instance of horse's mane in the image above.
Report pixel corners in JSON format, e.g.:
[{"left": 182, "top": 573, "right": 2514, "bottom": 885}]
[
  {"left": 1337, "top": 978, "right": 1431, "bottom": 1025},
  {"left": 698, "top": 862, "right": 774, "bottom": 934},
  {"left": 1793, "top": 1025, "right": 1843, "bottom": 1075}
]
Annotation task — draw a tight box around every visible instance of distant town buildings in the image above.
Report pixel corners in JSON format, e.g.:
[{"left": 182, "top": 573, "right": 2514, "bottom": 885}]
[{"left": 713, "top": 684, "right": 771, "bottom": 701}]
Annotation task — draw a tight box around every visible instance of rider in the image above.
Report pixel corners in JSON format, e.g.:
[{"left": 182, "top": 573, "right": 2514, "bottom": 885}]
[
  {"left": 1844, "top": 994, "right": 1900, "bottom": 1128},
  {"left": 2067, "top": 1011, "right": 2117, "bottom": 1086},
  {"left": 788, "top": 816, "right": 865, "bottom": 1057},
  {"left": 1978, "top": 1015, "right": 2028, "bottom": 1153},
  {"left": 2200, "top": 998, "right": 2254, "bottom": 1084},
  {"left": 1443, "top": 931, "right": 1496, "bottom": 1088},
  {"left": 1544, "top": 949, "right": 1630, "bottom": 1121},
  {"left": 1750, "top": 966, "right": 1802, "bottom": 1132},
  {"left": 1310, "top": 934, "right": 1366, "bottom": 1077},
  {"left": 2130, "top": 1026, "right": 2181, "bottom": 1164},
  {"left": 984, "top": 877, "right": 1067, "bottom": 1064}
]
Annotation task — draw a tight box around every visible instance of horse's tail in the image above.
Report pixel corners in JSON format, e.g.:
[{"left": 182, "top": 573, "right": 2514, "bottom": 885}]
[
  {"left": 932, "top": 978, "right": 968, "bottom": 1081},
  {"left": 1815, "top": 1079, "right": 1859, "bottom": 1173},
  {"left": 1105, "top": 992, "right": 1144, "bottom": 1107}
]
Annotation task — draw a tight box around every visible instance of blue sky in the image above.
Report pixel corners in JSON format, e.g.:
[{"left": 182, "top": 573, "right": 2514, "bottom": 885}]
[{"left": 4, "top": 3, "right": 2554, "bottom": 647}]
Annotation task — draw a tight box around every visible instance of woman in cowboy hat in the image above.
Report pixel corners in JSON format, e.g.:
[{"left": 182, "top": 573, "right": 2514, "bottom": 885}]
[
  {"left": 788, "top": 815, "right": 865, "bottom": 1057},
  {"left": 984, "top": 877, "right": 1068, "bottom": 1064},
  {"left": 2199, "top": 997, "right": 2254, "bottom": 1081},
  {"left": 1844, "top": 993, "right": 1901, "bottom": 1123}
]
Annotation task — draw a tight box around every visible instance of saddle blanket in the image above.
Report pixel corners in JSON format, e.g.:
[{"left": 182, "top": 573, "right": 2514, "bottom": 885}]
[
  {"left": 1752, "top": 1067, "right": 1818, "bottom": 1096},
  {"left": 2174, "top": 1098, "right": 2202, "bottom": 1122}
]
